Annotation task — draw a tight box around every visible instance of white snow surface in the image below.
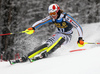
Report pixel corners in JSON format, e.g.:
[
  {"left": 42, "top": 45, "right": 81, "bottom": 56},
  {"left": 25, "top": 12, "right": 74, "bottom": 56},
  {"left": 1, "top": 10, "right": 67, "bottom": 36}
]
[{"left": 0, "top": 22, "right": 100, "bottom": 74}]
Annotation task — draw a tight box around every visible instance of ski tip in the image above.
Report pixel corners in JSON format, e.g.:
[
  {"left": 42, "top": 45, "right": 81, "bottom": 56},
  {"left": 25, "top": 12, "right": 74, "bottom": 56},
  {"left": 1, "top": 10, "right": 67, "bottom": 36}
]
[
  {"left": 31, "top": 60, "right": 35, "bottom": 63},
  {"left": 9, "top": 62, "right": 13, "bottom": 65}
]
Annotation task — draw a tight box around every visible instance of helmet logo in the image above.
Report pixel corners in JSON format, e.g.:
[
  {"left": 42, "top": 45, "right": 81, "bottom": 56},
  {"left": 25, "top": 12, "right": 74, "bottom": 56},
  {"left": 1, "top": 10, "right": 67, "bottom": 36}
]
[
  {"left": 52, "top": 5, "right": 56, "bottom": 10},
  {"left": 48, "top": 4, "right": 60, "bottom": 13}
]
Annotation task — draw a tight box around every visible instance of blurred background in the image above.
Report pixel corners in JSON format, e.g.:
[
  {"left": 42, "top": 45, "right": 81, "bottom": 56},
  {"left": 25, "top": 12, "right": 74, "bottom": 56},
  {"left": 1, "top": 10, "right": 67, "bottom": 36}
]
[{"left": 0, "top": 0, "right": 100, "bottom": 60}]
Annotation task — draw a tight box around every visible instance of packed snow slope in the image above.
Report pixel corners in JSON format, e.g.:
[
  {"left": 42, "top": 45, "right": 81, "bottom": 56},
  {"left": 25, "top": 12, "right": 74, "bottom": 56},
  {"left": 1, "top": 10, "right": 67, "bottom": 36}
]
[{"left": 0, "top": 22, "right": 100, "bottom": 74}]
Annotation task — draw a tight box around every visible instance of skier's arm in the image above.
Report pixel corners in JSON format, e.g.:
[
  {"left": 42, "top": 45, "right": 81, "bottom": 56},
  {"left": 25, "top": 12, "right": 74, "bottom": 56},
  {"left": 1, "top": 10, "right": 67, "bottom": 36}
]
[
  {"left": 65, "top": 14, "right": 83, "bottom": 37},
  {"left": 65, "top": 14, "right": 84, "bottom": 45},
  {"left": 26, "top": 16, "right": 52, "bottom": 34},
  {"left": 32, "top": 16, "right": 52, "bottom": 29}
]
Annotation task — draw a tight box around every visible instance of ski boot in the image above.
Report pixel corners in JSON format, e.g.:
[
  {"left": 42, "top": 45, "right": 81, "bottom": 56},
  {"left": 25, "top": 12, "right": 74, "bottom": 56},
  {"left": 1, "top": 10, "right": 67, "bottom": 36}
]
[{"left": 9, "top": 56, "right": 28, "bottom": 65}]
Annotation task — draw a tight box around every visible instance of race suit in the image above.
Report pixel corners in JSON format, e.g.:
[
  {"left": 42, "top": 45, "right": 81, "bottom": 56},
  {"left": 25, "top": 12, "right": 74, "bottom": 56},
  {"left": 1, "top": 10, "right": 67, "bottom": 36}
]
[{"left": 32, "top": 13, "right": 83, "bottom": 46}]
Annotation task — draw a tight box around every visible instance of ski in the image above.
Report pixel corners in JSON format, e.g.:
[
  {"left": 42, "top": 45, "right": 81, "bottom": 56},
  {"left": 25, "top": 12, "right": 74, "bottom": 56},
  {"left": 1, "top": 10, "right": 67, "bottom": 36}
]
[
  {"left": 29, "top": 59, "right": 36, "bottom": 63},
  {"left": 8, "top": 59, "right": 16, "bottom": 65},
  {"left": 9, "top": 59, "right": 35, "bottom": 65},
  {"left": 8, "top": 59, "right": 21, "bottom": 65}
]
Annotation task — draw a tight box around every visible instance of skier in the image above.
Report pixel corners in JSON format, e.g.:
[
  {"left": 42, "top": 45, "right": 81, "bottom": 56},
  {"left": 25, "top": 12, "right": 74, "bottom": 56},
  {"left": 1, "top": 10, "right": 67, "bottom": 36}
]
[{"left": 10, "top": 4, "right": 84, "bottom": 64}]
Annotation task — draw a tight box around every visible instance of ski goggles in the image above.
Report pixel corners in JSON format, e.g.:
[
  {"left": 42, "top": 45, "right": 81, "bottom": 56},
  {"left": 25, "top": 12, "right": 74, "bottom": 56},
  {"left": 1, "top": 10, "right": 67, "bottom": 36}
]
[{"left": 49, "top": 12, "right": 57, "bottom": 16}]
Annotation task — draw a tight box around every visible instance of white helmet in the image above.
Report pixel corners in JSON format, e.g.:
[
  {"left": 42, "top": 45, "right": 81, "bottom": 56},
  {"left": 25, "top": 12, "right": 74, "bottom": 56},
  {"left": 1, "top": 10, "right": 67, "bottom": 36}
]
[{"left": 48, "top": 4, "right": 60, "bottom": 13}]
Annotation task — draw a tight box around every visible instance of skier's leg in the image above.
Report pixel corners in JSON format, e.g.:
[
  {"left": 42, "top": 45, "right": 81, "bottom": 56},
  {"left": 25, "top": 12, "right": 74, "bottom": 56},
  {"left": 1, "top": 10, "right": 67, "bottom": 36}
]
[
  {"left": 45, "top": 32, "right": 72, "bottom": 54},
  {"left": 28, "top": 44, "right": 48, "bottom": 60},
  {"left": 46, "top": 37, "right": 65, "bottom": 54},
  {"left": 28, "top": 32, "right": 72, "bottom": 61},
  {"left": 27, "top": 37, "right": 65, "bottom": 61},
  {"left": 10, "top": 37, "right": 64, "bottom": 64},
  {"left": 35, "top": 37, "right": 65, "bottom": 59},
  {"left": 33, "top": 33, "right": 72, "bottom": 59}
]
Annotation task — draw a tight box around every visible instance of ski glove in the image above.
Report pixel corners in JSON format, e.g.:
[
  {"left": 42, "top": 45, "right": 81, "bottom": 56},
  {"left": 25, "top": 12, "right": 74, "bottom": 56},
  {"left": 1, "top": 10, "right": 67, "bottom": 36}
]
[
  {"left": 77, "top": 37, "right": 84, "bottom": 45},
  {"left": 25, "top": 27, "right": 35, "bottom": 35},
  {"left": 28, "top": 27, "right": 35, "bottom": 30}
]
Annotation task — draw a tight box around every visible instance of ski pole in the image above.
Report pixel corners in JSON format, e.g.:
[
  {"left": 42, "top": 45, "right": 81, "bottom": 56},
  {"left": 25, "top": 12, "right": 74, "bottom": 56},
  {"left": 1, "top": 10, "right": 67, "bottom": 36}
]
[
  {"left": 78, "top": 42, "right": 100, "bottom": 47},
  {"left": 0, "top": 31, "right": 25, "bottom": 36},
  {"left": 0, "top": 30, "right": 34, "bottom": 36},
  {"left": 85, "top": 42, "right": 100, "bottom": 44}
]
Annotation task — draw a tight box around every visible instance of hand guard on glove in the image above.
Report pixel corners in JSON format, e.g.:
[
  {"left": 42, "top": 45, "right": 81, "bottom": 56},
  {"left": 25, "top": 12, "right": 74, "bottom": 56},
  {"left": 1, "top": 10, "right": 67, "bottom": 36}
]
[
  {"left": 77, "top": 37, "right": 84, "bottom": 45},
  {"left": 28, "top": 27, "right": 35, "bottom": 30},
  {"left": 25, "top": 27, "right": 35, "bottom": 35}
]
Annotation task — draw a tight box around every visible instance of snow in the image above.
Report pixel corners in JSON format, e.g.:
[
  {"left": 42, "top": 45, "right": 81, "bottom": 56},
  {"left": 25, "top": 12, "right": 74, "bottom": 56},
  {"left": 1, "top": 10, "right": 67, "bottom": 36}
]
[{"left": 0, "top": 22, "right": 100, "bottom": 74}]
